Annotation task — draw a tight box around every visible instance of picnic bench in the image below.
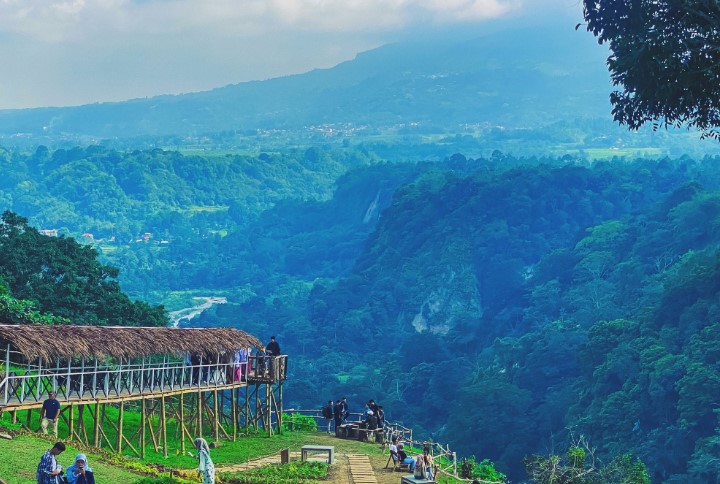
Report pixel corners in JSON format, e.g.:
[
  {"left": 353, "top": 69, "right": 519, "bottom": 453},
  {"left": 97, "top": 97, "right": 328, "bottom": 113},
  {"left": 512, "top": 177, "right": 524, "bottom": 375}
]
[{"left": 301, "top": 444, "right": 335, "bottom": 464}]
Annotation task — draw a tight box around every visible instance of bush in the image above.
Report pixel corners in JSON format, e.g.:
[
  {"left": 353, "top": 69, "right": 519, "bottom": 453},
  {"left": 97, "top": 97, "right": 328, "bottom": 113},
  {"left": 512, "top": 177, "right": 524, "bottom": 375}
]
[
  {"left": 281, "top": 413, "right": 317, "bottom": 432},
  {"left": 223, "top": 461, "right": 328, "bottom": 483}
]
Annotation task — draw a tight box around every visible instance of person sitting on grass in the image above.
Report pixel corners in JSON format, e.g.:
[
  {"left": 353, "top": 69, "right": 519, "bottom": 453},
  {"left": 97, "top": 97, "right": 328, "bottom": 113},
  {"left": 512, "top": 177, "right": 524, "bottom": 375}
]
[{"left": 66, "top": 454, "right": 95, "bottom": 484}]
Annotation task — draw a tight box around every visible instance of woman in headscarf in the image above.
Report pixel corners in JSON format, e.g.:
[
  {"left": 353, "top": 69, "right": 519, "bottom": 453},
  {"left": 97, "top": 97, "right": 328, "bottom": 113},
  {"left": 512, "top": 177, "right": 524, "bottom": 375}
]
[
  {"left": 66, "top": 453, "right": 95, "bottom": 484},
  {"left": 194, "top": 437, "right": 216, "bottom": 484}
]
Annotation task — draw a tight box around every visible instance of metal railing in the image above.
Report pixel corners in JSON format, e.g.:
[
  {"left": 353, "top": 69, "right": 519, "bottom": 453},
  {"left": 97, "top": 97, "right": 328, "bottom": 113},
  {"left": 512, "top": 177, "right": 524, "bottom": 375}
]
[{"left": 0, "top": 355, "right": 287, "bottom": 407}]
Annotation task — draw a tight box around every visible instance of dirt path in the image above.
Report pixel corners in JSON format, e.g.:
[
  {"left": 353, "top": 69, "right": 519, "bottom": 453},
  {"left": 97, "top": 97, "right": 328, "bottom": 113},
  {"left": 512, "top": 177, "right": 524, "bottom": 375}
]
[{"left": 215, "top": 434, "right": 408, "bottom": 484}]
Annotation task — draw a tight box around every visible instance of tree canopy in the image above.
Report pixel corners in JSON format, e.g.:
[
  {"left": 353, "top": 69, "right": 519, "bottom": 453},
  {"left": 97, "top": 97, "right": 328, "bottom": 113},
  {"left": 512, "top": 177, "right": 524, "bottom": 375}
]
[{"left": 583, "top": 0, "right": 720, "bottom": 138}]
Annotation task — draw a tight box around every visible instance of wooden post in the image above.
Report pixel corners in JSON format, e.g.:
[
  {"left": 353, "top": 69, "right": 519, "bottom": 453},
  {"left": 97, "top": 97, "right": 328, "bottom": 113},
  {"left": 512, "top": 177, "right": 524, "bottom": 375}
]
[
  {"left": 140, "top": 357, "right": 145, "bottom": 394},
  {"left": 10, "top": 410, "right": 16, "bottom": 424},
  {"left": 93, "top": 402, "right": 101, "bottom": 447},
  {"left": 79, "top": 358, "right": 85, "bottom": 400},
  {"left": 3, "top": 344, "right": 10, "bottom": 406},
  {"left": 141, "top": 398, "right": 146, "bottom": 459},
  {"left": 277, "top": 381, "right": 283, "bottom": 435},
  {"left": 180, "top": 392, "right": 186, "bottom": 454},
  {"left": 92, "top": 359, "right": 98, "bottom": 399},
  {"left": 231, "top": 388, "right": 237, "bottom": 441},
  {"left": 197, "top": 390, "right": 203, "bottom": 438},
  {"left": 213, "top": 389, "right": 220, "bottom": 444},
  {"left": 161, "top": 394, "right": 168, "bottom": 458},
  {"left": 37, "top": 358, "right": 43, "bottom": 401},
  {"left": 68, "top": 404, "right": 74, "bottom": 440},
  {"left": 25, "top": 407, "right": 32, "bottom": 430},
  {"left": 117, "top": 401, "right": 125, "bottom": 453},
  {"left": 266, "top": 384, "right": 272, "bottom": 436}
]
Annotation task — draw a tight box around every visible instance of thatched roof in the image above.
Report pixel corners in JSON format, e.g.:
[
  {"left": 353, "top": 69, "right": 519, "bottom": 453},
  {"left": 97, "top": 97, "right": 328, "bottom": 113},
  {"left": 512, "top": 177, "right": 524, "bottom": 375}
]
[{"left": 0, "top": 325, "right": 262, "bottom": 362}]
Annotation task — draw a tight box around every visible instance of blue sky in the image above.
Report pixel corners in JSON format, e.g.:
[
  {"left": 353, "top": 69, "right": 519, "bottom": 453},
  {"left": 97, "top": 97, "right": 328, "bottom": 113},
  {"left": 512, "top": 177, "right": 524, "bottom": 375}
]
[{"left": 0, "top": 0, "right": 584, "bottom": 109}]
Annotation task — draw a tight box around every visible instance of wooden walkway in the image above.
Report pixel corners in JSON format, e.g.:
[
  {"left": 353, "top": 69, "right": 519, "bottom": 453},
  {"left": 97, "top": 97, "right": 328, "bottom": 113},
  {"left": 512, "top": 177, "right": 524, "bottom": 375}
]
[{"left": 347, "top": 453, "right": 378, "bottom": 484}]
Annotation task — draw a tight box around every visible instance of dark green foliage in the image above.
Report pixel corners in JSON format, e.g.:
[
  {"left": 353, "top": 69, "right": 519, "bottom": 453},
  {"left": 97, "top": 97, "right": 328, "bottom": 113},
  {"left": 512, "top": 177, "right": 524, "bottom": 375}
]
[
  {"left": 582, "top": 0, "right": 720, "bottom": 139},
  {"left": 459, "top": 457, "right": 507, "bottom": 482},
  {"left": 524, "top": 438, "right": 650, "bottom": 484},
  {"left": 0, "top": 211, "right": 166, "bottom": 326}
]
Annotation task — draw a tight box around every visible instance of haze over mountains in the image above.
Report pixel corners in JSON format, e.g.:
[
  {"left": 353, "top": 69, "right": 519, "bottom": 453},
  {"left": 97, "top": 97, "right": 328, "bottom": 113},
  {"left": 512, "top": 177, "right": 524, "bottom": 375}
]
[{"left": 0, "top": 25, "right": 613, "bottom": 140}]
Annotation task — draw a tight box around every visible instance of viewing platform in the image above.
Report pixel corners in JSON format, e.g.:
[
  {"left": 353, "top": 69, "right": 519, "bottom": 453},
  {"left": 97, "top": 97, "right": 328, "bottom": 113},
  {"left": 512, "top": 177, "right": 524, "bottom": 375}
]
[{"left": 0, "top": 324, "right": 287, "bottom": 409}]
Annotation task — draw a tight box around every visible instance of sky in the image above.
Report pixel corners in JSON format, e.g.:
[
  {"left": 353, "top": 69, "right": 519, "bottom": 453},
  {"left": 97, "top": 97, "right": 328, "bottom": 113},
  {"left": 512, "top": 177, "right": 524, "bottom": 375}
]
[{"left": 0, "top": 0, "right": 584, "bottom": 110}]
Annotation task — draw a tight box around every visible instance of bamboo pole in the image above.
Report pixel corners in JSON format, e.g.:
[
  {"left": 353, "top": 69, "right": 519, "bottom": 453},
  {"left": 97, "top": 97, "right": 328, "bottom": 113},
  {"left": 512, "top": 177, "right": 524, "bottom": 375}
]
[
  {"left": 197, "top": 390, "right": 203, "bottom": 439},
  {"left": 213, "top": 389, "right": 220, "bottom": 444},
  {"left": 180, "top": 392, "right": 186, "bottom": 454},
  {"left": 231, "top": 388, "right": 237, "bottom": 441},
  {"left": 161, "top": 394, "right": 168, "bottom": 458},
  {"left": 141, "top": 398, "right": 146, "bottom": 459},
  {"left": 3, "top": 344, "right": 9, "bottom": 406},
  {"left": 68, "top": 404, "right": 74, "bottom": 441},
  {"left": 93, "top": 402, "right": 100, "bottom": 447},
  {"left": 117, "top": 401, "right": 125, "bottom": 453}
]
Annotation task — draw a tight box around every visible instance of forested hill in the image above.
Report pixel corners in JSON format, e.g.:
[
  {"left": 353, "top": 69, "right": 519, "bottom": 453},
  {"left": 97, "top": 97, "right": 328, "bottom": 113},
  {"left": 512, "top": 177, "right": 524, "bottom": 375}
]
[
  {"left": 4, "top": 144, "right": 720, "bottom": 480},
  {"left": 194, "top": 156, "right": 720, "bottom": 482},
  {"left": 0, "top": 25, "right": 611, "bottom": 140}
]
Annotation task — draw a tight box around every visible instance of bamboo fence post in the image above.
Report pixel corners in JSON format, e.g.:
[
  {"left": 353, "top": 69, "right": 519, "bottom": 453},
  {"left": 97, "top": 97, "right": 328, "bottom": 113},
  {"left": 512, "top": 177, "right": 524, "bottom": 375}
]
[
  {"left": 213, "top": 389, "right": 220, "bottom": 444},
  {"left": 141, "top": 397, "right": 146, "bottom": 459},
  {"left": 197, "top": 390, "right": 203, "bottom": 439},
  {"left": 117, "top": 401, "right": 125, "bottom": 453},
  {"left": 161, "top": 394, "right": 168, "bottom": 458},
  {"left": 180, "top": 392, "right": 186, "bottom": 453},
  {"left": 93, "top": 402, "right": 101, "bottom": 447}
]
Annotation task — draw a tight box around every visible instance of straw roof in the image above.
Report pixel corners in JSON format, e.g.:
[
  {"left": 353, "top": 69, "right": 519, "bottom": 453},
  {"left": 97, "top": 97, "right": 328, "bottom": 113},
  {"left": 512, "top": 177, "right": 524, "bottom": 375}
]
[{"left": 0, "top": 324, "right": 262, "bottom": 362}]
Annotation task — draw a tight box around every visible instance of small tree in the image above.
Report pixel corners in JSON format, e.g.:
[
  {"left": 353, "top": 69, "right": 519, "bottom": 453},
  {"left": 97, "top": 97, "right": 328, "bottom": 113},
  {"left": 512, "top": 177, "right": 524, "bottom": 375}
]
[{"left": 524, "top": 435, "right": 650, "bottom": 484}]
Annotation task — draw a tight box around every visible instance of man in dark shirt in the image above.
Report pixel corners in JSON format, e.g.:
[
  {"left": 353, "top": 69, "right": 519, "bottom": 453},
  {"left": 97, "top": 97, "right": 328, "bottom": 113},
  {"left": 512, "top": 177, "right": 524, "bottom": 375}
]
[
  {"left": 322, "top": 400, "right": 334, "bottom": 434},
  {"left": 266, "top": 336, "right": 281, "bottom": 356},
  {"left": 40, "top": 391, "right": 61, "bottom": 437},
  {"left": 333, "top": 399, "right": 344, "bottom": 436},
  {"left": 340, "top": 397, "right": 349, "bottom": 423}
]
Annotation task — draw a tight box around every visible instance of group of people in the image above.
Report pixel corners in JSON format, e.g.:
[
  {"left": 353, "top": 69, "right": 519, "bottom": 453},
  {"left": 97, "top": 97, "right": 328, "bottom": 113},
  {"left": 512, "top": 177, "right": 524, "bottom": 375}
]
[
  {"left": 322, "top": 398, "right": 388, "bottom": 442},
  {"left": 189, "top": 335, "right": 283, "bottom": 385},
  {"left": 389, "top": 438, "right": 435, "bottom": 480},
  {"left": 36, "top": 442, "right": 95, "bottom": 484},
  {"left": 322, "top": 397, "right": 350, "bottom": 433},
  {"left": 36, "top": 438, "right": 215, "bottom": 484}
]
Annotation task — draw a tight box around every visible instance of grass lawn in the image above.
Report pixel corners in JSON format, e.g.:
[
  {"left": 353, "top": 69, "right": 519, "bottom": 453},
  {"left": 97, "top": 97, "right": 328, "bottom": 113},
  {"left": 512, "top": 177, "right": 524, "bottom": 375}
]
[{"left": 0, "top": 434, "right": 145, "bottom": 484}]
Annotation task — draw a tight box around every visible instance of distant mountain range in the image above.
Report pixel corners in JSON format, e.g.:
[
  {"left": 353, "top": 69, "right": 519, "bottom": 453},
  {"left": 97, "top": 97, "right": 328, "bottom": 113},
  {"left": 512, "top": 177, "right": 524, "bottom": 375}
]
[{"left": 0, "top": 25, "right": 614, "bottom": 141}]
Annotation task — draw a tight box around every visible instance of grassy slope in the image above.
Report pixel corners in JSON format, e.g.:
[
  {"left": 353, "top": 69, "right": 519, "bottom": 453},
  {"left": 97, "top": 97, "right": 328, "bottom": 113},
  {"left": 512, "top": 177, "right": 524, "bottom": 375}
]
[
  {"left": 0, "top": 434, "right": 144, "bottom": 484},
  {"left": 0, "top": 410, "right": 462, "bottom": 484}
]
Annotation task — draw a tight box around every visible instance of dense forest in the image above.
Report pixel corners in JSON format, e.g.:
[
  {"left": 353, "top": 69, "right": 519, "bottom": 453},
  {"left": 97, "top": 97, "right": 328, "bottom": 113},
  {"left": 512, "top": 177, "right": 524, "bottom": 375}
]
[{"left": 2, "top": 144, "right": 720, "bottom": 481}]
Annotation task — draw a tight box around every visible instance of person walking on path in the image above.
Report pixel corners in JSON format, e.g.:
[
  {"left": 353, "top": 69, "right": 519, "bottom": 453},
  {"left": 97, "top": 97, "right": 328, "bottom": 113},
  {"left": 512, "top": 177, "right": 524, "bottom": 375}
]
[
  {"left": 193, "top": 437, "right": 216, "bottom": 484},
  {"left": 40, "top": 391, "right": 61, "bottom": 437},
  {"left": 36, "top": 441, "right": 65, "bottom": 484}
]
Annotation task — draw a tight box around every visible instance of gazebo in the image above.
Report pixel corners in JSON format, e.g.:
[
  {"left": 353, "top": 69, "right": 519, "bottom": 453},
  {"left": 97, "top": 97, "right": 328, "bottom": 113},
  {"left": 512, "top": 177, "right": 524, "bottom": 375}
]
[{"left": 0, "top": 324, "right": 287, "bottom": 456}]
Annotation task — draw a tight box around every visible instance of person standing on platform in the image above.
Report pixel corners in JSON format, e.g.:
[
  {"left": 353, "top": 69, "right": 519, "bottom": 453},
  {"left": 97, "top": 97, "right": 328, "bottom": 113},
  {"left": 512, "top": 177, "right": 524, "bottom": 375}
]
[
  {"left": 40, "top": 391, "right": 61, "bottom": 437},
  {"left": 266, "top": 336, "right": 281, "bottom": 378}
]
